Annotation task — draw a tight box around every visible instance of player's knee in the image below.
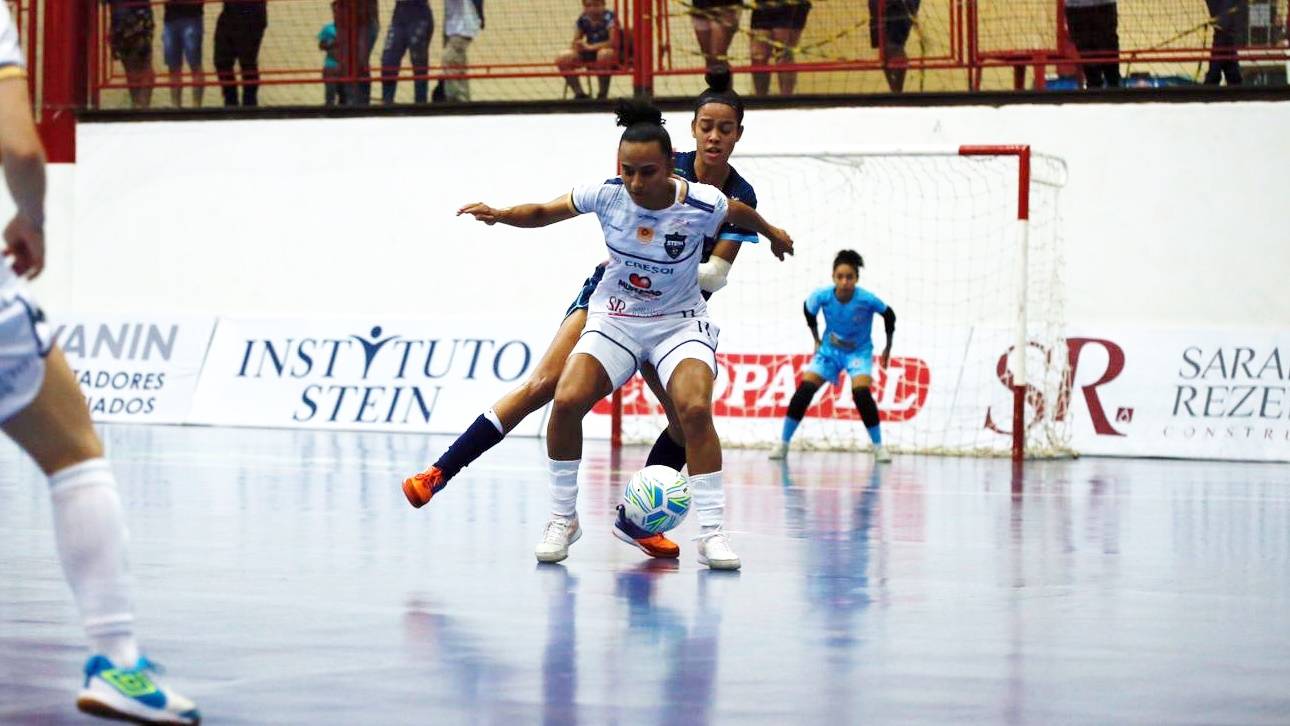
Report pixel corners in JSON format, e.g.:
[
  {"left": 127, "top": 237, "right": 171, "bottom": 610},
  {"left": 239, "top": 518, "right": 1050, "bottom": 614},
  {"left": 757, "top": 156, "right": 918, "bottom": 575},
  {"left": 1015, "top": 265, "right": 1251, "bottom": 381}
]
[
  {"left": 853, "top": 386, "right": 880, "bottom": 425},
  {"left": 787, "top": 382, "right": 819, "bottom": 421},
  {"left": 675, "top": 397, "right": 712, "bottom": 431},
  {"left": 522, "top": 372, "right": 560, "bottom": 407},
  {"left": 596, "top": 48, "right": 616, "bottom": 65},
  {"left": 555, "top": 51, "right": 577, "bottom": 69},
  {"left": 551, "top": 385, "right": 593, "bottom": 420}
]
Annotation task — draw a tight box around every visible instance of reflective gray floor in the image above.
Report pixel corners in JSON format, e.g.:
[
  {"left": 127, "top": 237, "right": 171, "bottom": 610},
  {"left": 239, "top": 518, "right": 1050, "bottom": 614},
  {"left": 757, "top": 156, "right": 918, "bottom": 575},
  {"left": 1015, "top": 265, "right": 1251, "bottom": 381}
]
[{"left": 2, "top": 424, "right": 1288, "bottom": 725}]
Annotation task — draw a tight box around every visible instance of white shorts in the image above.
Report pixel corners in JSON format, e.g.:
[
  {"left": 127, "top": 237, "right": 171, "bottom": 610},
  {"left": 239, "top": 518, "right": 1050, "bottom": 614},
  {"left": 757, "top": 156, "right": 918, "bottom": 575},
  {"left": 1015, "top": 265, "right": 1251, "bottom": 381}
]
[
  {"left": 572, "top": 312, "right": 719, "bottom": 390},
  {"left": 0, "top": 285, "right": 52, "bottom": 423}
]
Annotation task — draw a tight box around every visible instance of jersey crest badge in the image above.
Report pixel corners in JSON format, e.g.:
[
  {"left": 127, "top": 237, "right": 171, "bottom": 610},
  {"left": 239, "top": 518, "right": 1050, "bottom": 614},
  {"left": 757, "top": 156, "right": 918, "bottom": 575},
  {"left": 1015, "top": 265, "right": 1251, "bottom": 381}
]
[{"left": 663, "top": 232, "right": 686, "bottom": 259}]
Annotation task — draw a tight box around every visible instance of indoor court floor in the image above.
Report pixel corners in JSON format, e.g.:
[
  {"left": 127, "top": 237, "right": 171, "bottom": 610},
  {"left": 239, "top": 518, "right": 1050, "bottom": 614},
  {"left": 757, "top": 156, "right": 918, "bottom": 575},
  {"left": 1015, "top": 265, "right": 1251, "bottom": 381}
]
[{"left": 2, "top": 424, "right": 1287, "bottom": 724}]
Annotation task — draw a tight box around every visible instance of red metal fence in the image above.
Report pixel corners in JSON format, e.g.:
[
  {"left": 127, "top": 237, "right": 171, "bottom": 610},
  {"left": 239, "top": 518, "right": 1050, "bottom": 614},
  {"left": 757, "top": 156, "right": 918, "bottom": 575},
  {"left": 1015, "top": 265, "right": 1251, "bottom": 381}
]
[{"left": 21, "top": 0, "right": 1290, "bottom": 154}]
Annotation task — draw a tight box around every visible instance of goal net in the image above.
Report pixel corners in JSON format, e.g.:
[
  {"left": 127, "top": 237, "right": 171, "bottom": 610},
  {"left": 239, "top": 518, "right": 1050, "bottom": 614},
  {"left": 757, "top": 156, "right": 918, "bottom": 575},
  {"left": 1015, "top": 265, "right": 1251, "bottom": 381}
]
[{"left": 603, "top": 147, "right": 1072, "bottom": 458}]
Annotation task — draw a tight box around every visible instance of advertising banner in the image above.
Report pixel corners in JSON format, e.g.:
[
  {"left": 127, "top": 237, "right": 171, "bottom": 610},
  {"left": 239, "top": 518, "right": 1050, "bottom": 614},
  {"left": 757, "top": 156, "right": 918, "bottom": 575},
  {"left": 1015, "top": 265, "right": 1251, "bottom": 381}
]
[
  {"left": 187, "top": 317, "right": 555, "bottom": 434},
  {"left": 1064, "top": 329, "right": 1290, "bottom": 462},
  {"left": 53, "top": 315, "right": 216, "bottom": 424}
]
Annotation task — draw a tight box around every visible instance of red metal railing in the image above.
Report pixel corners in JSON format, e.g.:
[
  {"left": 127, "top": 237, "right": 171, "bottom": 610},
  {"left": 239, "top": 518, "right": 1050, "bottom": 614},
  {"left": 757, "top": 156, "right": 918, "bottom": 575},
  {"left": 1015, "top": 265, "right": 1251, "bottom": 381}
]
[{"left": 42, "top": 0, "right": 1290, "bottom": 111}]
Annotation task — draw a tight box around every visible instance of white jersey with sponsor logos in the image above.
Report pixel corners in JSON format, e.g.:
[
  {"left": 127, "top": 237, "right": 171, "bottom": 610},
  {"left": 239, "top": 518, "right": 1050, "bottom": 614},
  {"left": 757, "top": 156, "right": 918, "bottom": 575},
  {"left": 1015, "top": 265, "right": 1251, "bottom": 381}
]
[
  {"left": 0, "top": 4, "right": 23, "bottom": 73},
  {"left": 569, "top": 177, "right": 728, "bottom": 319},
  {"left": 0, "top": 3, "right": 26, "bottom": 295}
]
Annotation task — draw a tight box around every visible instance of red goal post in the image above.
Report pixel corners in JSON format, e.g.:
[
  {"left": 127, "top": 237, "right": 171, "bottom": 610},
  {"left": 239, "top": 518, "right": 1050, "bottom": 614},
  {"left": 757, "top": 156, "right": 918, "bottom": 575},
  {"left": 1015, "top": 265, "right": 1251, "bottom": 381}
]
[{"left": 608, "top": 145, "right": 1069, "bottom": 462}]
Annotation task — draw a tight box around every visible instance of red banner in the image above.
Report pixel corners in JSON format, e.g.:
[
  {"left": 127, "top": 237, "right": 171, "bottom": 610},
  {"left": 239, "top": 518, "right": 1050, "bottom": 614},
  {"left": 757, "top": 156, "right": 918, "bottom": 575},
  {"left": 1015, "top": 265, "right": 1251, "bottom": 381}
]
[{"left": 593, "top": 353, "right": 930, "bottom": 422}]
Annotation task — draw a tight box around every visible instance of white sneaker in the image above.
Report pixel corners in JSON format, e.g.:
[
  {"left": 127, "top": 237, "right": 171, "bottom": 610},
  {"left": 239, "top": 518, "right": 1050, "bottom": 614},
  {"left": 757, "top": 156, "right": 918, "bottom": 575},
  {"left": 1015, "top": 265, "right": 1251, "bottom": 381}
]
[
  {"left": 695, "top": 527, "right": 741, "bottom": 570},
  {"left": 767, "top": 441, "right": 789, "bottom": 460},
  {"left": 535, "top": 515, "right": 581, "bottom": 563},
  {"left": 76, "top": 655, "right": 200, "bottom": 725},
  {"left": 873, "top": 445, "right": 892, "bottom": 463}
]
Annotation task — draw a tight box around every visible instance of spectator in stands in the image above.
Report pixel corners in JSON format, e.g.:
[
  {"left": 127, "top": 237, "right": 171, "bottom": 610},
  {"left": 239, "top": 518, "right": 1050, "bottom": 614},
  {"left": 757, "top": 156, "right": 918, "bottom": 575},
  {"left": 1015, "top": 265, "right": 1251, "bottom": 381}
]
[
  {"left": 442, "top": 0, "right": 484, "bottom": 102},
  {"left": 319, "top": 5, "right": 343, "bottom": 105},
  {"left": 556, "top": 0, "right": 620, "bottom": 100},
  {"left": 336, "top": 0, "right": 379, "bottom": 105},
  {"left": 749, "top": 0, "right": 812, "bottom": 96},
  {"left": 105, "top": 0, "right": 156, "bottom": 109},
  {"left": 213, "top": 0, "right": 267, "bottom": 106},
  {"left": 1204, "top": 0, "right": 1244, "bottom": 85},
  {"left": 162, "top": 0, "right": 204, "bottom": 107},
  {"left": 380, "top": 0, "right": 433, "bottom": 104},
  {"left": 690, "top": 0, "right": 741, "bottom": 69},
  {"left": 869, "top": 0, "right": 920, "bottom": 93},
  {"left": 1064, "top": 0, "right": 1121, "bottom": 88}
]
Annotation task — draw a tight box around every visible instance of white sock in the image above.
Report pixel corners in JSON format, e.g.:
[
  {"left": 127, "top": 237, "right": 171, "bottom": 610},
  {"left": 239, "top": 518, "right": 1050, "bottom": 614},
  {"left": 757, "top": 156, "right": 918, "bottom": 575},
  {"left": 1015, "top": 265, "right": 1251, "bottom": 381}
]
[
  {"left": 483, "top": 408, "right": 504, "bottom": 434},
  {"left": 48, "top": 459, "right": 140, "bottom": 667},
  {"left": 548, "top": 458, "right": 580, "bottom": 518},
  {"left": 690, "top": 470, "right": 725, "bottom": 530}
]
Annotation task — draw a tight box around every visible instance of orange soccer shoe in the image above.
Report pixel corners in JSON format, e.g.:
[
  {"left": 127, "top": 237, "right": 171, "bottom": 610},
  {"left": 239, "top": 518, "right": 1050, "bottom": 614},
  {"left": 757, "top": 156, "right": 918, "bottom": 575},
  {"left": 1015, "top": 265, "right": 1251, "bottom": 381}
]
[
  {"left": 403, "top": 466, "right": 447, "bottom": 508},
  {"left": 612, "top": 505, "right": 680, "bottom": 559}
]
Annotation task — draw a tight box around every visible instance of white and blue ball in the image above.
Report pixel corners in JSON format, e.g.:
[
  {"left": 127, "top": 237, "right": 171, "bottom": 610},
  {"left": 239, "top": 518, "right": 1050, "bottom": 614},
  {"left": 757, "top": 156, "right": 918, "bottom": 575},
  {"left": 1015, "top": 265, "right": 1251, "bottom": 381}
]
[{"left": 622, "top": 465, "right": 691, "bottom": 534}]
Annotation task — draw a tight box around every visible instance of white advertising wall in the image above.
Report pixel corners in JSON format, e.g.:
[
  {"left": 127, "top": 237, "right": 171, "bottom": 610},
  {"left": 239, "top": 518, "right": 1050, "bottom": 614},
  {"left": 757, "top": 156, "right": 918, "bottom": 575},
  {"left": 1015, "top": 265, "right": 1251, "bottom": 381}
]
[{"left": 15, "top": 99, "right": 1290, "bottom": 460}]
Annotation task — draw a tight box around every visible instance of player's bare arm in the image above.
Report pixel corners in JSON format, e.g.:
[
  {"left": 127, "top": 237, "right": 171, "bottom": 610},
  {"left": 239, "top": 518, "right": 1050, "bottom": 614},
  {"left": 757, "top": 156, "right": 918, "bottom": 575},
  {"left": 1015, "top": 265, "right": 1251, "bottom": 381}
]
[
  {"left": 726, "top": 199, "right": 792, "bottom": 260},
  {"left": 0, "top": 76, "right": 47, "bottom": 279},
  {"left": 457, "top": 194, "right": 579, "bottom": 228}
]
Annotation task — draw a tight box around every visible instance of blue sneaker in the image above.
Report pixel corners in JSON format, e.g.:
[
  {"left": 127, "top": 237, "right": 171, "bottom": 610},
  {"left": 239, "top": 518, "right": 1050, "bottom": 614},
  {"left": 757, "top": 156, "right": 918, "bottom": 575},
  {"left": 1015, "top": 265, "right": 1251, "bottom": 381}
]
[
  {"left": 77, "top": 655, "right": 200, "bottom": 725},
  {"left": 612, "top": 504, "right": 680, "bottom": 559}
]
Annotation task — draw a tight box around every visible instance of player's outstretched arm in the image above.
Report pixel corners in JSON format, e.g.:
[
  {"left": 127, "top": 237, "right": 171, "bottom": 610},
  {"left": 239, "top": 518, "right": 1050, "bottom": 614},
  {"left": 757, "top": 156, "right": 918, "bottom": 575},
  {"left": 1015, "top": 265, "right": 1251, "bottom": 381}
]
[
  {"left": 0, "top": 76, "right": 46, "bottom": 279},
  {"left": 726, "top": 200, "right": 793, "bottom": 261},
  {"left": 881, "top": 307, "right": 896, "bottom": 367},
  {"left": 457, "top": 194, "right": 578, "bottom": 229}
]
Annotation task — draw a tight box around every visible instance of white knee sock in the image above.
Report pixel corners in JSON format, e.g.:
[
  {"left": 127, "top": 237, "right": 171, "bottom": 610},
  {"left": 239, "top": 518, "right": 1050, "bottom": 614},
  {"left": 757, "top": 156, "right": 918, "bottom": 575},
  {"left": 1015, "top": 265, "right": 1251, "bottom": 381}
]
[
  {"left": 548, "top": 458, "right": 580, "bottom": 518},
  {"left": 48, "top": 459, "right": 140, "bottom": 667},
  {"left": 690, "top": 470, "right": 725, "bottom": 530}
]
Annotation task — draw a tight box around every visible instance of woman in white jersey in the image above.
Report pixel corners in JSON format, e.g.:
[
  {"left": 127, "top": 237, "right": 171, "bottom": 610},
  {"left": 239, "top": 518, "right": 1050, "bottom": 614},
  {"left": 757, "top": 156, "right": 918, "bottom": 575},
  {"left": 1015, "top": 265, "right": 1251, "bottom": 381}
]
[
  {"left": 457, "top": 100, "right": 793, "bottom": 570},
  {"left": 0, "top": 7, "right": 198, "bottom": 724},
  {"left": 405, "top": 68, "right": 778, "bottom": 562}
]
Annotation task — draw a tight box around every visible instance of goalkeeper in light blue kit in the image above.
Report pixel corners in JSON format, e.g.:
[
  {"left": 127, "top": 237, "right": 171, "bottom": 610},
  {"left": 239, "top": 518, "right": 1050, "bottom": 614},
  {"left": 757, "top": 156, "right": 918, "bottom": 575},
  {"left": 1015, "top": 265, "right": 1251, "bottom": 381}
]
[{"left": 770, "top": 249, "right": 896, "bottom": 462}]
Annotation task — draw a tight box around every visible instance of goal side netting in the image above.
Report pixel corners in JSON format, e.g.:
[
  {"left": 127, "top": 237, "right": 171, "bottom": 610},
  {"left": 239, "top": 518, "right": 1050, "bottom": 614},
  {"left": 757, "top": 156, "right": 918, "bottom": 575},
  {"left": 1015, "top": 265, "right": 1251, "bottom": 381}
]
[{"left": 606, "top": 147, "right": 1072, "bottom": 459}]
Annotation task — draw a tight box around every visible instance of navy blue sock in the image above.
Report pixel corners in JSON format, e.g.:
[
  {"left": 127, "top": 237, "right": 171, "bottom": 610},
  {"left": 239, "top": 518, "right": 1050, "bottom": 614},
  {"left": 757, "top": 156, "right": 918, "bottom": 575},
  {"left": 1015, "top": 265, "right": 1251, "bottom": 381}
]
[
  {"left": 853, "top": 388, "right": 882, "bottom": 444},
  {"left": 645, "top": 428, "right": 688, "bottom": 470},
  {"left": 434, "top": 412, "right": 506, "bottom": 481}
]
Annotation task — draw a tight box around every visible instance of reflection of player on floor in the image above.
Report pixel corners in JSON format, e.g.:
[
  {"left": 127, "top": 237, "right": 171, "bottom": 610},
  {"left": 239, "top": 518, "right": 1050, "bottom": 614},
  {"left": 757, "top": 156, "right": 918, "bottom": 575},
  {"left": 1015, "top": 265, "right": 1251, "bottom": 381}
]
[
  {"left": 0, "top": 8, "right": 199, "bottom": 723},
  {"left": 770, "top": 250, "right": 896, "bottom": 462},
  {"left": 444, "top": 100, "right": 793, "bottom": 570},
  {"left": 404, "top": 68, "right": 765, "bottom": 558}
]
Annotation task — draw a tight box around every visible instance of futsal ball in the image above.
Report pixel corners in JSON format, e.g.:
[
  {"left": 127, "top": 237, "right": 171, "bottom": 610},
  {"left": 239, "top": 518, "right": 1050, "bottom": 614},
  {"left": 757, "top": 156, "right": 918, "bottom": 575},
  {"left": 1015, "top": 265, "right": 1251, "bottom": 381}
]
[{"left": 622, "top": 465, "right": 691, "bottom": 534}]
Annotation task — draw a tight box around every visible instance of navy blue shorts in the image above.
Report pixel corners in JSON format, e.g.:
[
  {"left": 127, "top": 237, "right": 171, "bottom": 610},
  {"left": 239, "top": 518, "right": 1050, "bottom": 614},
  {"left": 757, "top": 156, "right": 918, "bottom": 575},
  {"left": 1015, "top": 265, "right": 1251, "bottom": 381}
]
[
  {"left": 564, "top": 263, "right": 607, "bottom": 318},
  {"left": 751, "top": 0, "right": 812, "bottom": 31},
  {"left": 869, "top": 0, "right": 920, "bottom": 48}
]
